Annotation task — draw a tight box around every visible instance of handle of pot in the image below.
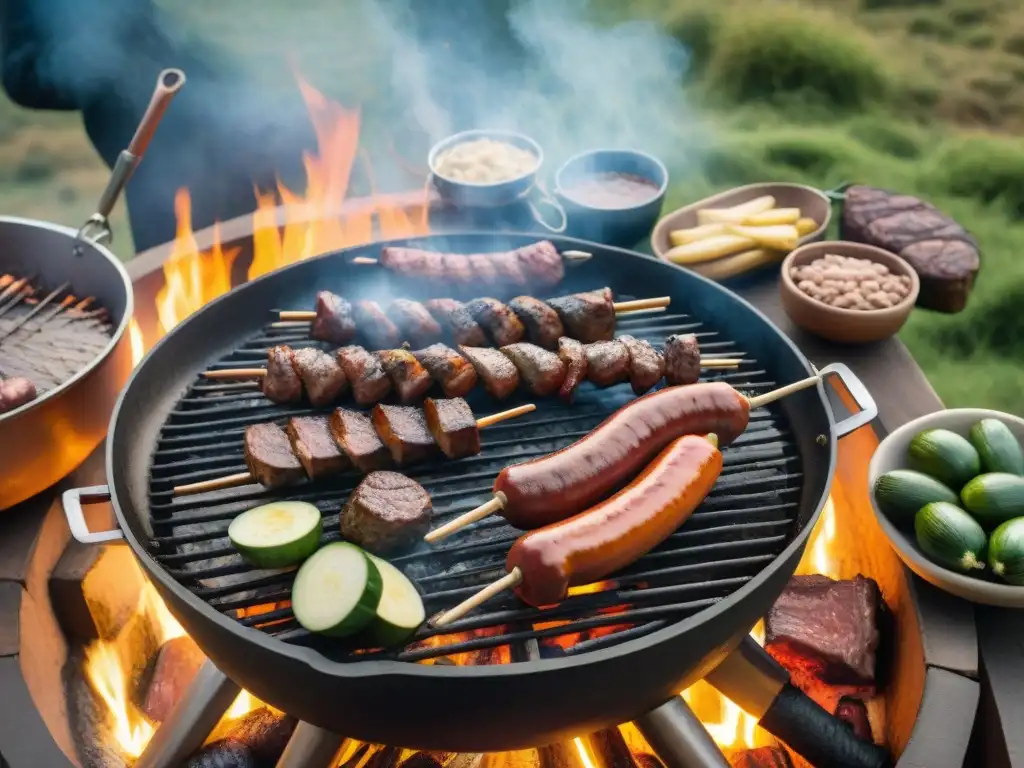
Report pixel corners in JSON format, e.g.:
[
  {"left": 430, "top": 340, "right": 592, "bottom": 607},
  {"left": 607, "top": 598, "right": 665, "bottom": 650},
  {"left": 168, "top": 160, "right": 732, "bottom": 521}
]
[
  {"left": 62, "top": 485, "right": 125, "bottom": 544},
  {"left": 527, "top": 184, "right": 567, "bottom": 234},
  {"left": 816, "top": 362, "right": 878, "bottom": 438}
]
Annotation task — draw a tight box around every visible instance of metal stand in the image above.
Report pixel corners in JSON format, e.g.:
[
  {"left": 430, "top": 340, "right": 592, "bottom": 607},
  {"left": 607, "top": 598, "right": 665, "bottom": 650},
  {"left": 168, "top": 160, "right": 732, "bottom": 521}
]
[
  {"left": 704, "top": 637, "right": 788, "bottom": 719},
  {"left": 275, "top": 722, "right": 348, "bottom": 768},
  {"left": 634, "top": 697, "right": 730, "bottom": 768}
]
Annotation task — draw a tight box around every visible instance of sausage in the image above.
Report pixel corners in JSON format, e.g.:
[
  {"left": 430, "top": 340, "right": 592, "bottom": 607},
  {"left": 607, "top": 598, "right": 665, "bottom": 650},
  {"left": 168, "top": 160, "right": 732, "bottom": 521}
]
[
  {"left": 0, "top": 377, "right": 37, "bottom": 413},
  {"left": 494, "top": 381, "right": 747, "bottom": 528},
  {"left": 507, "top": 434, "right": 722, "bottom": 607}
]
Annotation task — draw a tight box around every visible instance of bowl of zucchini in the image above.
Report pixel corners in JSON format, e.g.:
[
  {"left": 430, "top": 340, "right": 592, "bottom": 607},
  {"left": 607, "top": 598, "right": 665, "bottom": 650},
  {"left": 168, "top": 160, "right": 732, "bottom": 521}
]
[{"left": 868, "top": 408, "right": 1024, "bottom": 607}]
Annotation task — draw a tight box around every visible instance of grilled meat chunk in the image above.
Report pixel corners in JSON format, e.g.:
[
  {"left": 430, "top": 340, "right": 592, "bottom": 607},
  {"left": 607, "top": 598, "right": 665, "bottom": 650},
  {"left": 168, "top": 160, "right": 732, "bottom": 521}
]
[
  {"left": 352, "top": 300, "right": 401, "bottom": 349},
  {"left": 423, "top": 298, "right": 487, "bottom": 347},
  {"left": 500, "top": 343, "right": 567, "bottom": 397},
  {"left": 262, "top": 346, "right": 303, "bottom": 404},
  {"left": 413, "top": 343, "right": 478, "bottom": 398},
  {"left": 378, "top": 349, "right": 433, "bottom": 404},
  {"left": 340, "top": 471, "right": 432, "bottom": 554},
  {"left": 424, "top": 397, "right": 481, "bottom": 459},
  {"left": 467, "top": 253, "right": 500, "bottom": 286},
  {"left": 286, "top": 416, "right": 349, "bottom": 479},
  {"left": 336, "top": 346, "right": 392, "bottom": 406},
  {"left": 491, "top": 250, "right": 528, "bottom": 286},
  {"left": 379, "top": 247, "right": 445, "bottom": 279},
  {"left": 508, "top": 296, "right": 564, "bottom": 349},
  {"left": 244, "top": 423, "right": 305, "bottom": 488},
  {"left": 371, "top": 404, "right": 439, "bottom": 465},
  {"left": 664, "top": 333, "right": 701, "bottom": 386},
  {"left": 0, "top": 377, "right": 36, "bottom": 413},
  {"left": 291, "top": 347, "right": 348, "bottom": 407},
  {"left": 388, "top": 299, "right": 442, "bottom": 347},
  {"left": 546, "top": 287, "right": 615, "bottom": 343},
  {"left": 465, "top": 298, "right": 526, "bottom": 346},
  {"left": 584, "top": 341, "right": 630, "bottom": 387},
  {"left": 329, "top": 408, "right": 392, "bottom": 472},
  {"left": 442, "top": 253, "right": 474, "bottom": 284},
  {"left": 310, "top": 291, "right": 356, "bottom": 345},
  {"left": 458, "top": 345, "right": 520, "bottom": 400},
  {"left": 557, "top": 337, "right": 587, "bottom": 403},
  {"left": 516, "top": 240, "right": 564, "bottom": 287},
  {"left": 618, "top": 335, "right": 665, "bottom": 395}
]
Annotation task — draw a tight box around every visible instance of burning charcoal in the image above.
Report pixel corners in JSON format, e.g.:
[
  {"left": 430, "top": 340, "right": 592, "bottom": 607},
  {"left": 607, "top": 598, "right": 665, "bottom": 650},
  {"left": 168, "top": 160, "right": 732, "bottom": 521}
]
[
  {"left": 186, "top": 740, "right": 256, "bottom": 768},
  {"left": 765, "top": 574, "right": 883, "bottom": 689},
  {"left": 140, "top": 635, "right": 206, "bottom": 723},
  {"left": 262, "top": 346, "right": 302, "bottom": 404},
  {"left": 340, "top": 471, "right": 433, "bottom": 554},
  {"left": 633, "top": 755, "right": 664, "bottom": 768},
  {"left": 223, "top": 707, "right": 297, "bottom": 767},
  {"left": 291, "top": 347, "right": 348, "bottom": 407},
  {"left": 365, "top": 745, "right": 404, "bottom": 768},
  {"left": 311, "top": 291, "right": 356, "bottom": 345},
  {"left": 729, "top": 747, "right": 793, "bottom": 768},
  {"left": 371, "top": 403, "right": 439, "bottom": 465},
  {"left": 835, "top": 696, "right": 873, "bottom": 743},
  {"left": 244, "top": 423, "right": 306, "bottom": 488},
  {"left": 585, "top": 728, "right": 637, "bottom": 768}
]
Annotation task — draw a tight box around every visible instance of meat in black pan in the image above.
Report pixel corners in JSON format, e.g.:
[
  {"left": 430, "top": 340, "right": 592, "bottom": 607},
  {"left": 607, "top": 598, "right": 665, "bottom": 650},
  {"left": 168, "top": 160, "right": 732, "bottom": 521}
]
[
  {"left": 310, "top": 291, "right": 356, "bottom": 345},
  {"left": 340, "top": 471, "right": 433, "bottom": 554},
  {"left": 424, "top": 396, "right": 480, "bottom": 459},
  {"left": 413, "top": 343, "right": 478, "bottom": 398},
  {"left": 329, "top": 408, "right": 392, "bottom": 472},
  {"left": 490, "top": 250, "right": 528, "bottom": 286},
  {"left": 379, "top": 247, "right": 445, "bottom": 279},
  {"left": 457, "top": 345, "right": 520, "bottom": 400},
  {"left": 352, "top": 300, "right": 401, "bottom": 349},
  {"left": 244, "top": 423, "right": 305, "bottom": 488},
  {"left": 516, "top": 240, "right": 564, "bottom": 287},
  {"left": 262, "top": 346, "right": 303, "bottom": 404},
  {"left": 664, "top": 333, "right": 701, "bottom": 386},
  {"left": 467, "top": 253, "right": 500, "bottom": 286},
  {"left": 465, "top": 298, "right": 525, "bottom": 346},
  {"left": 557, "top": 337, "right": 587, "bottom": 403},
  {"left": 336, "top": 346, "right": 392, "bottom": 406},
  {"left": 500, "top": 343, "right": 567, "bottom": 397},
  {"left": 423, "top": 298, "right": 487, "bottom": 347},
  {"left": 508, "top": 296, "right": 564, "bottom": 349},
  {"left": 371, "top": 404, "right": 439, "bottom": 465},
  {"left": 547, "top": 287, "right": 615, "bottom": 343},
  {"left": 618, "top": 335, "right": 665, "bottom": 395},
  {"left": 286, "top": 416, "right": 349, "bottom": 479},
  {"left": 388, "top": 299, "right": 442, "bottom": 347},
  {"left": 584, "top": 341, "right": 630, "bottom": 387},
  {"left": 378, "top": 349, "right": 434, "bottom": 404},
  {"left": 291, "top": 347, "right": 348, "bottom": 407}
]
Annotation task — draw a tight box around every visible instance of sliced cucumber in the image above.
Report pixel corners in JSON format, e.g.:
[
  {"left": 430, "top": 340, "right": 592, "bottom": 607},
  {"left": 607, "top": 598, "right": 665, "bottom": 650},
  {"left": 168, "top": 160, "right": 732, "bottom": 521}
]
[
  {"left": 961, "top": 473, "right": 1024, "bottom": 529},
  {"left": 907, "top": 429, "right": 981, "bottom": 491},
  {"left": 361, "top": 555, "right": 426, "bottom": 647},
  {"left": 228, "top": 501, "right": 322, "bottom": 568},
  {"left": 914, "top": 502, "right": 986, "bottom": 574},
  {"left": 873, "top": 469, "right": 958, "bottom": 527},
  {"left": 292, "top": 543, "right": 383, "bottom": 637},
  {"left": 969, "top": 419, "right": 1024, "bottom": 476},
  {"left": 987, "top": 517, "right": 1024, "bottom": 585}
]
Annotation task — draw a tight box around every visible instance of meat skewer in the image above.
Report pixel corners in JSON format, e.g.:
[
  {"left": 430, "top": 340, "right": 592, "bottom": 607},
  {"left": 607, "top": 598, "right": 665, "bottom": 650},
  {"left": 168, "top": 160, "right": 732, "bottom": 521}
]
[
  {"left": 423, "top": 374, "right": 825, "bottom": 543},
  {"left": 171, "top": 400, "right": 537, "bottom": 496}
]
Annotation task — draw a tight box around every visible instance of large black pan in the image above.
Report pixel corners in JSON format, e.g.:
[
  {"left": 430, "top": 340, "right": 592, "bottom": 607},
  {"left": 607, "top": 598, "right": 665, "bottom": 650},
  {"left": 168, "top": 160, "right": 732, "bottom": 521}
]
[{"left": 63, "top": 233, "right": 878, "bottom": 755}]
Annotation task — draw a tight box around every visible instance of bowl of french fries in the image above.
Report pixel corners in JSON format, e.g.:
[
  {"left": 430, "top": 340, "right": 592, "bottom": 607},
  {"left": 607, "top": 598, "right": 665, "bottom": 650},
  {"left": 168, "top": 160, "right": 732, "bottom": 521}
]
[{"left": 651, "top": 182, "right": 831, "bottom": 281}]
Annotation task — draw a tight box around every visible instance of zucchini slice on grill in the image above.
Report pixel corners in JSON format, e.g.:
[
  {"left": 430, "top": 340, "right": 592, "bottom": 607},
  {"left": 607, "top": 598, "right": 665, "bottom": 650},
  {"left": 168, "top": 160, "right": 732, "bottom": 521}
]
[
  {"left": 292, "top": 543, "right": 383, "bottom": 637},
  {"left": 228, "top": 501, "right": 322, "bottom": 568}
]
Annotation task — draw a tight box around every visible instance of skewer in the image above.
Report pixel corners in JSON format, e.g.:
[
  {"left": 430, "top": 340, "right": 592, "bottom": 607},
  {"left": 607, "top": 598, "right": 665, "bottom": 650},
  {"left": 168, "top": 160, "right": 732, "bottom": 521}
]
[
  {"left": 433, "top": 568, "right": 524, "bottom": 627},
  {"left": 171, "top": 403, "right": 537, "bottom": 496},
  {"left": 425, "top": 373, "right": 824, "bottom": 543},
  {"left": 0, "top": 281, "right": 71, "bottom": 343},
  {"left": 350, "top": 250, "right": 593, "bottom": 268}
]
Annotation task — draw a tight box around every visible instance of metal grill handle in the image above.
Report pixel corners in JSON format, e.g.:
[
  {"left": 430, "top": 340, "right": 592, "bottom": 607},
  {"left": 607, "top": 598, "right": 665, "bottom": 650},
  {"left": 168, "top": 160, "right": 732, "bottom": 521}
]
[
  {"left": 62, "top": 485, "right": 125, "bottom": 544},
  {"left": 817, "top": 363, "right": 878, "bottom": 438}
]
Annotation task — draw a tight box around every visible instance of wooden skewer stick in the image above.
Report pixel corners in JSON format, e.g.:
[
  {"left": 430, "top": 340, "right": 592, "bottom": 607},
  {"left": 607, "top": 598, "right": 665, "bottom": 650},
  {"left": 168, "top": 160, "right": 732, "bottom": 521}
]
[
  {"left": 432, "top": 567, "right": 524, "bottom": 628},
  {"left": 171, "top": 404, "right": 537, "bottom": 497}
]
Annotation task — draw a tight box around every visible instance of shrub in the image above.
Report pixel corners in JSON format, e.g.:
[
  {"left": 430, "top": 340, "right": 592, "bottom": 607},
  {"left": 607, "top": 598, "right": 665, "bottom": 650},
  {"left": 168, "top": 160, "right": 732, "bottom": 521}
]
[
  {"left": 759, "top": 132, "right": 858, "bottom": 177},
  {"left": 963, "top": 30, "right": 996, "bottom": 50},
  {"left": 950, "top": 6, "right": 989, "bottom": 26},
  {"left": 846, "top": 116, "right": 924, "bottom": 159},
  {"left": 907, "top": 15, "right": 955, "bottom": 40},
  {"left": 698, "top": 142, "right": 779, "bottom": 186},
  {"left": 1004, "top": 33, "right": 1024, "bottom": 58},
  {"left": 860, "top": 0, "right": 941, "bottom": 9},
  {"left": 925, "top": 136, "right": 1024, "bottom": 216},
  {"left": 664, "top": 6, "right": 722, "bottom": 76}
]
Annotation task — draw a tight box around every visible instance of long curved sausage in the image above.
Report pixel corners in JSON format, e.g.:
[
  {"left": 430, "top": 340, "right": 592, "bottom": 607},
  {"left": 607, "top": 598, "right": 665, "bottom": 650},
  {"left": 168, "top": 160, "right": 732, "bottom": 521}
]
[
  {"left": 507, "top": 434, "right": 722, "bottom": 607},
  {"left": 494, "top": 381, "right": 747, "bottom": 529}
]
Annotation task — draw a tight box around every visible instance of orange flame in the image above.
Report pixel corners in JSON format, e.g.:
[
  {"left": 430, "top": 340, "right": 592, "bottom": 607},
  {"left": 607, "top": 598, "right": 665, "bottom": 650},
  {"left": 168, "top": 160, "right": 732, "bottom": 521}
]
[
  {"left": 128, "top": 319, "right": 145, "bottom": 366},
  {"left": 84, "top": 641, "right": 155, "bottom": 758}
]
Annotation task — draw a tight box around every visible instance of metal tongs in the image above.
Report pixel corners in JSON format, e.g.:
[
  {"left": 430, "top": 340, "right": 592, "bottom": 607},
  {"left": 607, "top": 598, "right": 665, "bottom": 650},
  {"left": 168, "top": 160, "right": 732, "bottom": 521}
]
[{"left": 74, "top": 68, "right": 186, "bottom": 252}]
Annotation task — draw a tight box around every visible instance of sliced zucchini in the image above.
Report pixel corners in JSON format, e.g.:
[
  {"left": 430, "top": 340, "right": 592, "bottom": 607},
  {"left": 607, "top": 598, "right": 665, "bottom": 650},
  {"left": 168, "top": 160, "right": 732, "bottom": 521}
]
[
  {"left": 292, "top": 543, "right": 383, "bottom": 637},
  {"left": 228, "top": 501, "right": 322, "bottom": 568},
  {"left": 873, "top": 469, "right": 958, "bottom": 527},
  {"left": 914, "top": 502, "right": 986, "bottom": 574},
  {"left": 362, "top": 555, "right": 426, "bottom": 647},
  {"left": 969, "top": 419, "right": 1024, "bottom": 476},
  {"left": 907, "top": 429, "right": 981, "bottom": 490},
  {"left": 987, "top": 517, "right": 1024, "bottom": 585},
  {"left": 960, "top": 473, "right": 1024, "bottom": 529}
]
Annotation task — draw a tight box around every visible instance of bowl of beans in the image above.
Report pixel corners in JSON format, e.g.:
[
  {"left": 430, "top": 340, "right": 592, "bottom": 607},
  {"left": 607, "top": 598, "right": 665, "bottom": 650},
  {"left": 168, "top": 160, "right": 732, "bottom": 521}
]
[{"left": 779, "top": 240, "right": 920, "bottom": 344}]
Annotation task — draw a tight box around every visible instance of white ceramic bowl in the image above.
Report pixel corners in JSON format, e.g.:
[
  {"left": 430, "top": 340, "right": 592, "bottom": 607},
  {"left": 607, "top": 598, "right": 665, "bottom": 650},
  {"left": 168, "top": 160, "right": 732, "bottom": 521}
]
[{"left": 868, "top": 408, "right": 1024, "bottom": 607}]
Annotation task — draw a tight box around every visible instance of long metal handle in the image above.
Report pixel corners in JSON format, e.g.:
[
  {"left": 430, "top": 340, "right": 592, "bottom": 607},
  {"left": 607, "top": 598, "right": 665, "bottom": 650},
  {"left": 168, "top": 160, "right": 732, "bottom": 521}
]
[
  {"left": 634, "top": 697, "right": 730, "bottom": 768},
  {"left": 816, "top": 362, "right": 878, "bottom": 438},
  {"left": 61, "top": 485, "right": 125, "bottom": 544}
]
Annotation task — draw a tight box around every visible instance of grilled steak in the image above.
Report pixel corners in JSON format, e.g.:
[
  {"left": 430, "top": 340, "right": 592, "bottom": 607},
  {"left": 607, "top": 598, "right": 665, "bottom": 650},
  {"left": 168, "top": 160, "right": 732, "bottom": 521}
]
[
  {"left": 0, "top": 376, "right": 36, "bottom": 413},
  {"left": 547, "top": 287, "right": 615, "bottom": 343},
  {"left": 261, "top": 346, "right": 303, "bottom": 404},
  {"left": 244, "top": 423, "right": 305, "bottom": 488},
  {"left": 340, "top": 471, "right": 432, "bottom": 554},
  {"left": 413, "top": 343, "right": 478, "bottom": 398},
  {"left": 378, "top": 349, "right": 433, "bottom": 404},
  {"left": 286, "top": 416, "right": 349, "bottom": 479},
  {"left": 557, "top": 337, "right": 587, "bottom": 403},
  {"left": 515, "top": 240, "right": 564, "bottom": 287},
  {"left": 371, "top": 404, "right": 439, "bottom": 465},
  {"left": 388, "top": 299, "right": 442, "bottom": 347},
  {"left": 618, "top": 335, "right": 665, "bottom": 395},
  {"left": 500, "top": 343, "right": 567, "bottom": 397},
  {"left": 310, "top": 291, "right": 356, "bottom": 345},
  {"left": 423, "top": 298, "right": 487, "bottom": 347},
  {"left": 508, "top": 296, "right": 565, "bottom": 349},
  {"left": 424, "top": 396, "right": 480, "bottom": 459},
  {"left": 458, "top": 345, "right": 520, "bottom": 400},
  {"left": 353, "top": 300, "right": 401, "bottom": 349},
  {"left": 664, "top": 333, "right": 701, "bottom": 386},
  {"left": 291, "top": 347, "right": 348, "bottom": 407},
  {"left": 465, "top": 298, "right": 526, "bottom": 346},
  {"left": 336, "top": 346, "right": 392, "bottom": 406},
  {"left": 329, "top": 408, "right": 392, "bottom": 472},
  {"left": 584, "top": 341, "right": 630, "bottom": 387}
]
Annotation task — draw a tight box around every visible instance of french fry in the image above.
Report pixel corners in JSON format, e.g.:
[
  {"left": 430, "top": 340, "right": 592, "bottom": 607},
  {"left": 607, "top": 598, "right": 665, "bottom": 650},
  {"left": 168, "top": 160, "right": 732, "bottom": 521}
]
[
  {"left": 669, "top": 223, "right": 726, "bottom": 247},
  {"left": 743, "top": 208, "right": 800, "bottom": 226},
  {"left": 796, "top": 217, "right": 818, "bottom": 236},
  {"left": 690, "top": 249, "right": 787, "bottom": 281},
  {"left": 665, "top": 234, "right": 756, "bottom": 265},
  {"left": 696, "top": 195, "right": 776, "bottom": 225},
  {"left": 725, "top": 224, "right": 799, "bottom": 252}
]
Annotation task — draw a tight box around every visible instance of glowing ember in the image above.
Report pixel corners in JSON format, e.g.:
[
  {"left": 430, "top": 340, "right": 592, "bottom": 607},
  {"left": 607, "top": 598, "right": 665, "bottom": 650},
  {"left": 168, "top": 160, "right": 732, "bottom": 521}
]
[{"left": 573, "top": 737, "right": 597, "bottom": 768}]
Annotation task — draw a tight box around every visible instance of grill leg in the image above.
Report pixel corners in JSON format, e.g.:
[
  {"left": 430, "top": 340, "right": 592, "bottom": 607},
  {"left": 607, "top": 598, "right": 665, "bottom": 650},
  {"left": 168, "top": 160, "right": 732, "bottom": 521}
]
[
  {"left": 634, "top": 697, "right": 730, "bottom": 768},
  {"left": 134, "top": 660, "right": 241, "bottom": 768},
  {"left": 275, "top": 722, "right": 347, "bottom": 768}
]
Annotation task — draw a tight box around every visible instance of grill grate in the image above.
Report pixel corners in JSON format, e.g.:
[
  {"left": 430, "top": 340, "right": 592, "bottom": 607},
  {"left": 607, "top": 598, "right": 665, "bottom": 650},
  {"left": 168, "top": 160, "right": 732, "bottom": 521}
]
[{"left": 147, "top": 296, "right": 801, "bottom": 664}]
